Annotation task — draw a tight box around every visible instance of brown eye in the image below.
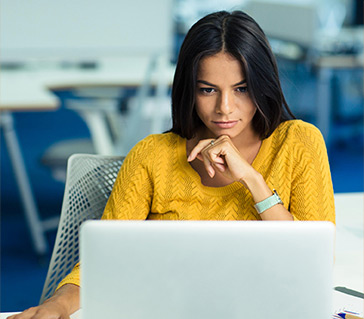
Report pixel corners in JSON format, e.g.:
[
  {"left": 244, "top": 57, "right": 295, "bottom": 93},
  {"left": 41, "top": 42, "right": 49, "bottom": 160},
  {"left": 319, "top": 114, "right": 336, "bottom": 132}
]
[
  {"left": 236, "top": 86, "right": 248, "bottom": 93},
  {"left": 199, "top": 88, "right": 215, "bottom": 94}
]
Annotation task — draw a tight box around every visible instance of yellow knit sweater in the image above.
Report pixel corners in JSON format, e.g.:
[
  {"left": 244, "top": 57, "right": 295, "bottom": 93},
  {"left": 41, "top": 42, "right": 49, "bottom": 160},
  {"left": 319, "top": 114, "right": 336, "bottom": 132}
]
[{"left": 58, "top": 119, "right": 335, "bottom": 288}]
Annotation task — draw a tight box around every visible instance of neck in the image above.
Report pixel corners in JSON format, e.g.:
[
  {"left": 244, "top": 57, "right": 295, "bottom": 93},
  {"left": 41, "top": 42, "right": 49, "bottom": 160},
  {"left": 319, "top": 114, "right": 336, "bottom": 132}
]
[{"left": 232, "top": 130, "right": 262, "bottom": 152}]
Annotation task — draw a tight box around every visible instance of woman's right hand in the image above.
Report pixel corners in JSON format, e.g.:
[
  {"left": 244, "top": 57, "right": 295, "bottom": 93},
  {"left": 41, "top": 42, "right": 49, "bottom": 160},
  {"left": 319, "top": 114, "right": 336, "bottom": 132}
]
[{"left": 7, "top": 284, "right": 80, "bottom": 319}]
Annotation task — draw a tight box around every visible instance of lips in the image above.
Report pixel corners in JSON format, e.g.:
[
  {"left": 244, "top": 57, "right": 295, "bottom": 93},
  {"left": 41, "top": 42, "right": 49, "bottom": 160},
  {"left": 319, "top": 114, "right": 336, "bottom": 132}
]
[{"left": 212, "top": 121, "right": 238, "bottom": 129}]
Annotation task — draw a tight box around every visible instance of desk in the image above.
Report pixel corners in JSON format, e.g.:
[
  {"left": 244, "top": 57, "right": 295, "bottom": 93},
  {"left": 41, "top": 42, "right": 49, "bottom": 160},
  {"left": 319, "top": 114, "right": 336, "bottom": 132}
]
[
  {"left": 0, "top": 311, "right": 80, "bottom": 319},
  {"left": 47, "top": 56, "right": 174, "bottom": 155},
  {"left": 1, "top": 56, "right": 175, "bottom": 254},
  {"left": 2, "top": 56, "right": 175, "bottom": 155},
  {"left": 314, "top": 53, "right": 363, "bottom": 147},
  {"left": 0, "top": 73, "right": 60, "bottom": 256},
  {"left": 0, "top": 193, "right": 362, "bottom": 317},
  {"left": 1, "top": 293, "right": 362, "bottom": 319},
  {"left": 333, "top": 192, "right": 363, "bottom": 292},
  {"left": 274, "top": 36, "right": 363, "bottom": 148}
]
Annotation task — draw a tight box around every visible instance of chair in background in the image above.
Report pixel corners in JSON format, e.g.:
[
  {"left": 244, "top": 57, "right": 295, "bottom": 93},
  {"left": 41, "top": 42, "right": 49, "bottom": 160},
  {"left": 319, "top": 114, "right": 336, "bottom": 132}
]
[
  {"left": 41, "top": 54, "right": 173, "bottom": 183},
  {"left": 39, "top": 153, "right": 124, "bottom": 304},
  {"left": 40, "top": 138, "right": 95, "bottom": 182},
  {"left": 40, "top": 91, "right": 123, "bottom": 183}
]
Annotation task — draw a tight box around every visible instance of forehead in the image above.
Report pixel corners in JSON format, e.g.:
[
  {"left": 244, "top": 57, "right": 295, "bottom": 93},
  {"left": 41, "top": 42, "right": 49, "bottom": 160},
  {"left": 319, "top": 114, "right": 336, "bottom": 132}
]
[{"left": 197, "top": 52, "right": 245, "bottom": 80}]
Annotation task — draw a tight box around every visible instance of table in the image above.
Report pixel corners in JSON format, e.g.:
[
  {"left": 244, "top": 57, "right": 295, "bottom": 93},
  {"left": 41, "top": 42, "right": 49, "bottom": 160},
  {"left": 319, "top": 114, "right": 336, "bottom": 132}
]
[
  {"left": 314, "top": 53, "right": 364, "bottom": 148},
  {"left": 1, "top": 56, "right": 175, "bottom": 254},
  {"left": 1, "top": 292, "right": 361, "bottom": 319},
  {"left": 2, "top": 56, "right": 175, "bottom": 155},
  {"left": 48, "top": 56, "right": 174, "bottom": 155},
  {"left": 0, "top": 193, "right": 362, "bottom": 317},
  {"left": 273, "top": 30, "right": 364, "bottom": 148},
  {"left": 333, "top": 192, "right": 363, "bottom": 292},
  {"left": 0, "top": 72, "right": 60, "bottom": 256},
  {"left": 0, "top": 311, "right": 80, "bottom": 319}
]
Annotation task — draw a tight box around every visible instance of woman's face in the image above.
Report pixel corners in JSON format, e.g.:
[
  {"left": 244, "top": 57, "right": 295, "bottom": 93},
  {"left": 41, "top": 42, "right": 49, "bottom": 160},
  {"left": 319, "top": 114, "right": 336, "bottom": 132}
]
[{"left": 195, "top": 51, "right": 257, "bottom": 141}]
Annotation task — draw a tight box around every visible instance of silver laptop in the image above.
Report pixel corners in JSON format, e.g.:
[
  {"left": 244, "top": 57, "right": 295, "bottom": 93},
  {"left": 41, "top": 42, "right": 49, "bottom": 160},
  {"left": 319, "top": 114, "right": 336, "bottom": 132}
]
[{"left": 80, "top": 220, "right": 335, "bottom": 319}]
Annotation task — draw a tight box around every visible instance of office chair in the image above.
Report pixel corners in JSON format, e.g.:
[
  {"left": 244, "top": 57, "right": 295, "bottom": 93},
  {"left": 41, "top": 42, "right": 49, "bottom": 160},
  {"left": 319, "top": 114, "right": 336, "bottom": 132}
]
[{"left": 39, "top": 153, "right": 124, "bottom": 304}]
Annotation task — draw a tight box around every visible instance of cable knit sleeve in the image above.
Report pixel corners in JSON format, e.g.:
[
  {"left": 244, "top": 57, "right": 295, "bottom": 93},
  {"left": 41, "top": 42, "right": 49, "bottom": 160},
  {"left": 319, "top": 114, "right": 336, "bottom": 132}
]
[{"left": 289, "top": 123, "right": 335, "bottom": 223}]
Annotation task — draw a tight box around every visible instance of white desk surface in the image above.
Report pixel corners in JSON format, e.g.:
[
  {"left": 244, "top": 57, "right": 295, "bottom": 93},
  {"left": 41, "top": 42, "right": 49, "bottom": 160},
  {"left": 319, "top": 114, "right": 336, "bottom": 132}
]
[
  {"left": 1, "top": 291, "right": 362, "bottom": 319},
  {"left": 333, "top": 192, "right": 363, "bottom": 293},
  {"left": 45, "top": 57, "right": 175, "bottom": 90},
  {"left": 0, "top": 57, "right": 175, "bottom": 110},
  {"left": 0, "top": 193, "right": 362, "bottom": 317},
  {"left": 0, "top": 311, "right": 81, "bottom": 319},
  {"left": 0, "top": 71, "right": 59, "bottom": 111}
]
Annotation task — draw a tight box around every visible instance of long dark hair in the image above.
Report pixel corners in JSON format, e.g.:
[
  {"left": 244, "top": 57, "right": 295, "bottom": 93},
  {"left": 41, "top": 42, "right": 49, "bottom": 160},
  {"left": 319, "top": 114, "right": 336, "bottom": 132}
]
[{"left": 170, "top": 10, "right": 295, "bottom": 139}]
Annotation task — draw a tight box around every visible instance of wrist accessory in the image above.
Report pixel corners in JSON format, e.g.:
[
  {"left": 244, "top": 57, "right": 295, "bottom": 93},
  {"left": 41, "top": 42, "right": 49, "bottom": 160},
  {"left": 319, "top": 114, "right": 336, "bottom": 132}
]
[{"left": 254, "top": 189, "right": 283, "bottom": 214}]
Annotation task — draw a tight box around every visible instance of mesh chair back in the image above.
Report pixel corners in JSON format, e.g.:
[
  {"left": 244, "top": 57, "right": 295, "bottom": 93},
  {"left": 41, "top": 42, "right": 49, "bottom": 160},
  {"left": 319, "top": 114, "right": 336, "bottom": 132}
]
[{"left": 39, "top": 153, "right": 124, "bottom": 304}]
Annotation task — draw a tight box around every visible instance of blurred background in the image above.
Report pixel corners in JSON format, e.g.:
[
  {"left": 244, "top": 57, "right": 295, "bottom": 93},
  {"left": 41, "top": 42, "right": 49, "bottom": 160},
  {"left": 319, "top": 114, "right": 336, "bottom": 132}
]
[{"left": 1, "top": 0, "right": 363, "bottom": 312}]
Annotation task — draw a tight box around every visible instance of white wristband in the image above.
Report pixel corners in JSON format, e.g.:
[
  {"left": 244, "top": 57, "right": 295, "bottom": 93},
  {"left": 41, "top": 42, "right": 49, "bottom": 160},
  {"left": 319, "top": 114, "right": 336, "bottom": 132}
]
[{"left": 254, "top": 189, "right": 283, "bottom": 214}]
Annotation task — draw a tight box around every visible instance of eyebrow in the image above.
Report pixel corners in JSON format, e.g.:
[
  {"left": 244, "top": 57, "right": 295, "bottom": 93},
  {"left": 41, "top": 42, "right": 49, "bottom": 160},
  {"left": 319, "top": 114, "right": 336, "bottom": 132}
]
[{"left": 196, "top": 79, "right": 247, "bottom": 87}]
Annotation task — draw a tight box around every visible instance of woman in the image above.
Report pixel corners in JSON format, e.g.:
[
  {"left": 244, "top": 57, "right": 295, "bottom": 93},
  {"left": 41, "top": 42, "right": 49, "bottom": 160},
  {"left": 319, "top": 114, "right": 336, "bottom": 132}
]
[{"left": 10, "top": 10, "right": 335, "bottom": 319}]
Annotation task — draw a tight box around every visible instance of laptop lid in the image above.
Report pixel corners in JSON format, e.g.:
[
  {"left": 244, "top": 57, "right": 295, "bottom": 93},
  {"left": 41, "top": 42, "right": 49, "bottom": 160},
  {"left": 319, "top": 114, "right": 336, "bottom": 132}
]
[{"left": 80, "top": 220, "right": 335, "bottom": 319}]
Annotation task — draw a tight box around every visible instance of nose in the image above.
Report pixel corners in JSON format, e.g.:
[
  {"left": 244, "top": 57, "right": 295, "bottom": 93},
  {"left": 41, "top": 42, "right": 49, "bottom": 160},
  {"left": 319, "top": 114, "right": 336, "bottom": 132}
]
[{"left": 216, "top": 91, "right": 234, "bottom": 115}]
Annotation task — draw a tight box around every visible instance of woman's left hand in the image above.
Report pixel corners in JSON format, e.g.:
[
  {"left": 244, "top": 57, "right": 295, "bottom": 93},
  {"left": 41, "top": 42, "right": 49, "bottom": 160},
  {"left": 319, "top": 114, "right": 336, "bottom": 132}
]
[
  {"left": 188, "top": 135, "right": 293, "bottom": 220},
  {"left": 187, "top": 135, "right": 255, "bottom": 184}
]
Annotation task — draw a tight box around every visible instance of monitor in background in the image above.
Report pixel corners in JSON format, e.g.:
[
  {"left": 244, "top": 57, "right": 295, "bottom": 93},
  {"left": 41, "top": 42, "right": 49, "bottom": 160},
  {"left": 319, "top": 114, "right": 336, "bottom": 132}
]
[{"left": 242, "top": 1, "right": 319, "bottom": 48}]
